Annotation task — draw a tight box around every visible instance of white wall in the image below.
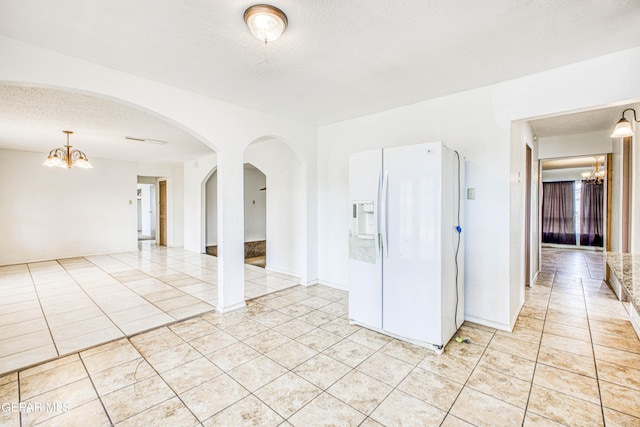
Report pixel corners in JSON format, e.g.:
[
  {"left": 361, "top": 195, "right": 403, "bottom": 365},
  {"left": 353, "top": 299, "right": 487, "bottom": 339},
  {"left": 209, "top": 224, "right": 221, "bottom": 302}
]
[
  {"left": 0, "top": 149, "right": 137, "bottom": 265},
  {"left": 205, "top": 165, "right": 266, "bottom": 246},
  {"left": 205, "top": 170, "right": 218, "bottom": 246},
  {"left": 245, "top": 139, "right": 305, "bottom": 278},
  {"left": 317, "top": 46, "right": 640, "bottom": 330},
  {"left": 243, "top": 165, "right": 266, "bottom": 243},
  {"left": 539, "top": 130, "right": 612, "bottom": 159}
]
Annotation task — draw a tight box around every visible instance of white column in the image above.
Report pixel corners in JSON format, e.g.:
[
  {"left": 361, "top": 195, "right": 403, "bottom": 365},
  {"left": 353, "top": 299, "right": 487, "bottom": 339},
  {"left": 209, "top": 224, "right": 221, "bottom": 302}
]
[{"left": 216, "top": 149, "right": 246, "bottom": 312}]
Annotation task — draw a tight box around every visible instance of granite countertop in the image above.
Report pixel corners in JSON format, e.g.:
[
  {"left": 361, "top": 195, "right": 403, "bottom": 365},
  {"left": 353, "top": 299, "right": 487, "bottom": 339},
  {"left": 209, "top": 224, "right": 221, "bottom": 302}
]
[{"left": 605, "top": 252, "right": 640, "bottom": 312}]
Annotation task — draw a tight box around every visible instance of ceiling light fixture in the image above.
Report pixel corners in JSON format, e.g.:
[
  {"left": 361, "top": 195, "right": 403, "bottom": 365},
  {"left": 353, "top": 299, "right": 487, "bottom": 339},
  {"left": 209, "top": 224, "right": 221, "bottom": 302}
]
[
  {"left": 581, "top": 156, "right": 605, "bottom": 185},
  {"left": 611, "top": 108, "right": 638, "bottom": 138},
  {"left": 243, "top": 4, "right": 288, "bottom": 44},
  {"left": 42, "top": 131, "right": 93, "bottom": 170}
]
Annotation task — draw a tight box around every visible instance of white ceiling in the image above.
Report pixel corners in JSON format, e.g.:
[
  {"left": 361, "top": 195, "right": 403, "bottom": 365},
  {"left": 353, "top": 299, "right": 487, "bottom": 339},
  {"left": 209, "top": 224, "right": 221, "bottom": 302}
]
[
  {"left": 0, "top": 1, "right": 639, "bottom": 163},
  {"left": 0, "top": 85, "right": 213, "bottom": 163}
]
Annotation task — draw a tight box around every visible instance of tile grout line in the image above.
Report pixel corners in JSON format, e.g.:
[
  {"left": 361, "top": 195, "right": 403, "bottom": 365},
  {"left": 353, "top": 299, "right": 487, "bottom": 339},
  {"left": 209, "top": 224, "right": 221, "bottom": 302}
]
[
  {"left": 76, "top": 353, "right": 115, "bottom": 427},
  {"left": 25, "top": 262, "right": 60, "bottom": 358}
]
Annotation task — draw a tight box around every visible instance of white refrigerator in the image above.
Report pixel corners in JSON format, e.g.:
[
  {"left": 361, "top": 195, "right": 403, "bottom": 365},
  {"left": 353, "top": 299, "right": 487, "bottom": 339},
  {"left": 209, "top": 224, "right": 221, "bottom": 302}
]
[{"left": 348, "top": 141, "right": 464, "bottom": 353}]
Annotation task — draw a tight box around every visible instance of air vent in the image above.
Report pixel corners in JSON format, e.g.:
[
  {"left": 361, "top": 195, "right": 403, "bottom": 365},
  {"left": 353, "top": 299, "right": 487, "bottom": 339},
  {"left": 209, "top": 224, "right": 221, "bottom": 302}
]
[{"left": 124, "top": 136, "right": 168, "bottom": 145}]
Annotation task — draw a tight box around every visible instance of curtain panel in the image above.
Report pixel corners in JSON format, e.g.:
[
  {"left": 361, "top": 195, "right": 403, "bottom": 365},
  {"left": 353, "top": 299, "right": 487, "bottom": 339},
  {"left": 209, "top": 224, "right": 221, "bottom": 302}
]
[
  {"left": 580, "top": 181, "right": 604, "bottom": 247},
  {"left": 542, "top": 181, "right": 576, "bottom": 245}
]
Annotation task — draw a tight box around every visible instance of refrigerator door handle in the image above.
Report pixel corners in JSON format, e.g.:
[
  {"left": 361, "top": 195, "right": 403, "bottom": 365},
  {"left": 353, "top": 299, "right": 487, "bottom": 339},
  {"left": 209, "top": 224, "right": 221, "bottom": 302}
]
[
  {"left": 381, "top": 169, "right": 389, "bottom": 258},
  {"left": 376, "top": 171, "right": 382, "bottom": 257}
]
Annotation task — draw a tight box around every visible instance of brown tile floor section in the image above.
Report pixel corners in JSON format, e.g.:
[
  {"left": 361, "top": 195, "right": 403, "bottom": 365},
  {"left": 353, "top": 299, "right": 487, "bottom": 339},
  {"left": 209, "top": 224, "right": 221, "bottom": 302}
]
[{"left": 0, "top": 248, "right": 639, "bottom": 426}]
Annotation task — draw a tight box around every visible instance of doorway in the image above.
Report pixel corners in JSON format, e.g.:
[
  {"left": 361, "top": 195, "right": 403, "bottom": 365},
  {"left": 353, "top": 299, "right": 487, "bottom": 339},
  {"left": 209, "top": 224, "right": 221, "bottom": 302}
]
[
  {"left": 159, "top": 180, "right": 167, "bottom": 246},
  {"left": 137, "top": 183, "right": 156, "bottom": 241}
]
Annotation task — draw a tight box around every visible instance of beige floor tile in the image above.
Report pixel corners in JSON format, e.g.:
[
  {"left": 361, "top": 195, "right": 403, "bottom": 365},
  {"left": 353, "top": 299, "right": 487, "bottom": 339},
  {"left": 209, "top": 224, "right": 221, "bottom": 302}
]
[
  {"left": 117, "top": 396, "right": 199, "bottom": 427},
  {"left": 130, "top": 328, "right": 184, "bottom": 356},
  {"left": 272, "top": 318, "right": 316, "bottom": 339},
  {"left": 603, "top": 407, "right": 640, "bottom": 426},
  {"left": 467, "top": 366, "right": 531, "bottom": 408},
  {"left": 227, "top": 355, "right": 288, "bottom": 392},
  {"left": 293, "top": 353, "right": 352, "bottom": 390},
  {"left": 327, "top": 370, "right": 392, "bottom": 415},
  {"left": 288, "top": 392, "right": 366, "bottom": 427},
  {"left": 89, "top": 357, "right": 156, "bottom": 396},
  {"left": 319, "top": 317, "right": 360, "bottom": 338},
  {"left": 440, "top": 414, "right": 475, "bottom": 426},
  {"left": 40, "top": 399, "right": 111, "bottom": 427},
  {"left": 370, "top": 389, "right": 446, "bottom": 426},
  {"left": 477, "top": 348, "right": 535, "bottom": 382},
  {"left": 243, "top": 330, "right": 290, "bottom": 353},
  {"left": 265, "top": 340, "right": 317, "bottom": 369},
  {"left": 544, "top": 311, "right": 589, "bottom": 330},
  {"left": 543, "top": 321, "right": 592, "bottom": 342},
  {"left": 591, "top": 331, "right": 640, "bottom": 354},
  {"left": 600, "top": 380, "right": 640, "bottom": 418},
  {"left": 81, "top": 341, "right": 141, "bottom": 375},
  {"left": 496, "top": 325, "right": 542, "bottom": 344},
  {"left": 254, "top": 372, "right": 321, "bottom": 418},
  {"left": 514, "top": 315, "right": 545, "bottom": 331},
  {"left": 295, "top": 328, "right": 343, "bottom": 351},
  {"left": 222, "top": 319, "right": 269, "bottom": 340},
  {"left": 377, "top": 340, "right": 426, "bottom": 366},
  {"left": 161, "top": 356, "right": 223, "bottom": 394},
  {"left": 522, "top": 412, "right": 566, "bottom": 426},
  {"left": 419, "top": 351, "right": 476, "bottom": 384},
  {"left": 101, "top": 375, "right": 175, "bottom": 423},
  {"left": 597, "top": 359, "right": 640, "bottom": 391},
  {"left": 20, "top": 357, "right": 88, "bottom": 401},
  {"left": 488, "top": 334, "right": 539, "bottom": 361},
  {"left": 536, "top": 345, "right": 596, "bottom": 378},
  {"left": 457, "top": 324, "right": 495, "bottom": 347},
  {"left": 145, "top": 342, "right": 201, "bottom": 373},
  {"left": 526, "top": 384, "right": 603, "bottom": 426},
  {"left": 20, "top": 378, "right": 98, "bottom": 426},
  {"left": 541, "top": 332, "right": 593, "bottom": 358},
  {"left": 179, "top": 373, "right": 249, "bottom": 422},
  {"left": 56, "top": 326, "right": 125, "bottom": 355},
  {"left": 297, "top": 310, "right": 336, "bottom": 327},
  {"left": 202, "top": 395, "right": 283, "bottom": 427},
  {"left": 168, "top": 317, "right": 218, "bottom": 341},
  {"left": 205, "top": 341, "right": 260, "bottom": 371},
  {"left": 594, "top": 344, "right": 640, "bottom": 369},
  {"left": 443, "top": 340, "right": 485, "bottom": 364},
  {"left": 0, "top": 344, "right": 58, "bottom": 376},
  {"left": 357, "top": 351, "right": 414, "bottom": 386},
  {"left": 322, "top": 339, "right": 375, "bottom": 368},
  {"left": 450, "top": 387, "right": 525, "bottom": 427},
  {"left": 252, "top": 310, "right": 293, "bottom": 328},
  {"left": 533, "top": 363, "right": 600, "bottom": 404},
  {"left": 347, "top": 328, "right": 392, "bottom": 351},
  {"left": 397, "top": 367, "right": 462, "bottom": 411}
]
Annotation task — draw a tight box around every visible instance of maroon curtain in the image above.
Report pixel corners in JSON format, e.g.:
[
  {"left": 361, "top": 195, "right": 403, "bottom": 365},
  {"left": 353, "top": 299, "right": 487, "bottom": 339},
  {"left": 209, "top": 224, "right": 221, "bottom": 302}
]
[
  {"left": 542, "top": 181, "right": 576, "bottom": 245},
  {"left": 580, "top": 181, "right": 604, "bottom": 247}
]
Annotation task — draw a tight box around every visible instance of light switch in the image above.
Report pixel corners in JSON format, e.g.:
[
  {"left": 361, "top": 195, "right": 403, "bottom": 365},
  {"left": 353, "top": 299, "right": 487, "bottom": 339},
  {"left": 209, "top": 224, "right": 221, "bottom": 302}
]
[{"left": 467, "top": 188, "right": 475, "bottom": 200}]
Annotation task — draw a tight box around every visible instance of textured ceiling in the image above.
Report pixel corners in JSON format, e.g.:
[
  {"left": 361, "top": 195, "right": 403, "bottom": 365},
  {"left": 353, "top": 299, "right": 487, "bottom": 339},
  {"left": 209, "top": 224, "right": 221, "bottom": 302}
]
[
  {"left": 0, "top": 85, "right": 213, "bottom": 163},
  {"left": 1, "top": 0, "right": 640, "bottom": 125},
  {"left": 1, "top": 1, "right": 640, "bottom": 163},
  {"left": 529, "top": 103, "right": 640, "bottom": 138}
]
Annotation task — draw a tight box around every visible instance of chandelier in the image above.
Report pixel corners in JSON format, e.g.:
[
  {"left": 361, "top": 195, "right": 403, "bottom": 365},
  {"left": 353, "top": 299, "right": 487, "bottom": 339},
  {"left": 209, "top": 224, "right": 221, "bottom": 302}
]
[
  {"left": 42, "top": 131, "right": 93, "bottom": 170},
  {"left": 581, "top": 157, "right": 605, "bottom": 185}
]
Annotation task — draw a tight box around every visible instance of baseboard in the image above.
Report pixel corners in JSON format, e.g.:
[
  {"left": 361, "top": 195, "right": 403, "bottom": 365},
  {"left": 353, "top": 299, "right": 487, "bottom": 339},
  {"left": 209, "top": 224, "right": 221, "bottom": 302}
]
[
  {"left": 464, "top": 314, "right": 512, "bottom": 332},
  {"left": 216, "top": 301, "right": 246, "bottom": 313},
  {"left": 264, "top": 266, "right": 301, "bottom": 280},
  {"left": 317, "top": 279, "right": 348, "bottom": 292}
]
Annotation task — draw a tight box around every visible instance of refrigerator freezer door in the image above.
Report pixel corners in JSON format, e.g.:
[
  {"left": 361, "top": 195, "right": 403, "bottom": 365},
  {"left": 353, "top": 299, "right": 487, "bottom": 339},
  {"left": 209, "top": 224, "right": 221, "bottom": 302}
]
[
  {"left": 348, "top": 149, "right": 383, "bottom": 329},
  {"left": 382, "top": 142, "right": 444, "bottom": 345}
]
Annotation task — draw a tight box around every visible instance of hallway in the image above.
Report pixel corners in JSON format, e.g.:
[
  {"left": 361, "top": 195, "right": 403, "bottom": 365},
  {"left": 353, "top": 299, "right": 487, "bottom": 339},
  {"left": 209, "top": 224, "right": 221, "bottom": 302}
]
[{"left": 0, "top": 248, "right": 639, "bottom": 426}]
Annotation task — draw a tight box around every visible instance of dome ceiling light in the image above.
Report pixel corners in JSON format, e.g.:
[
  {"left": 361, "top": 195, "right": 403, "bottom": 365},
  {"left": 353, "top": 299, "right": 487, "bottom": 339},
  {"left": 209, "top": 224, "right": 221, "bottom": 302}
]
[{"left": 243, "top": 4, "right": 288, "bottom": 44}]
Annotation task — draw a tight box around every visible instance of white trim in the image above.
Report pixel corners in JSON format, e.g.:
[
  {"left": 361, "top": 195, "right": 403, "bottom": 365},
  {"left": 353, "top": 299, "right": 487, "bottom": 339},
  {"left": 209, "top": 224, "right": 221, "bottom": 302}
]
[
  {"left": 464, "top": 314, "right": 512, "bottom": 332},
  {"left": 630, "top": 304, "right": 640, "bottom": 339},
  {"left": 317, "top": 279, "right": 348, "bottom": 292},
  {"left": 216, "top": 301, "right": 246, "bottom": 313}
]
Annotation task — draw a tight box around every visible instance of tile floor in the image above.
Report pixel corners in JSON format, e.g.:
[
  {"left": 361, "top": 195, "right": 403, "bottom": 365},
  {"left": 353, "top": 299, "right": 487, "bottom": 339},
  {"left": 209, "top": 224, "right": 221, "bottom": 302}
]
[
  {"left": 0, "top": 242, "right": 300, "bottom": 375},
  {"left": 1, "top": 248, "right": 640, "bottom": 426}
]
